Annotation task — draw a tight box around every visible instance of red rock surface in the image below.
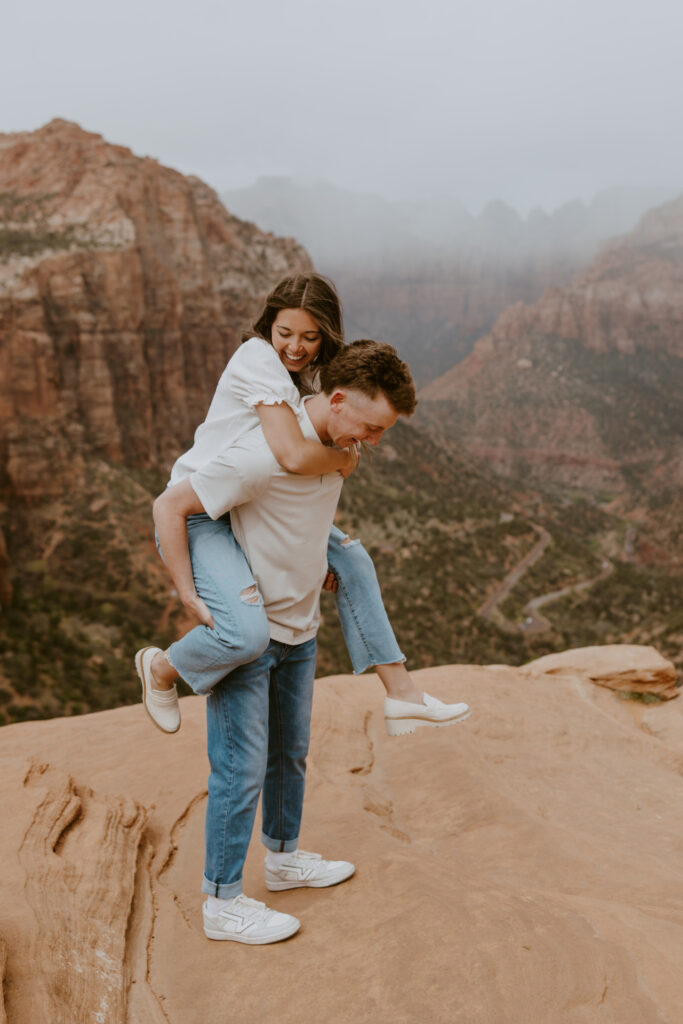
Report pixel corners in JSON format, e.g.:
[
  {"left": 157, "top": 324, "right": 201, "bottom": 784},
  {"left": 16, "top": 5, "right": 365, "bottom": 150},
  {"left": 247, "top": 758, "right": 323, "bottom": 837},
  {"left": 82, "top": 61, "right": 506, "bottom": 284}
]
[
  {"left": 523, "top": 644, "right": 679, "bottom": 699},
  {"left": 0, "top": 119, "right": 310, "bottom": 500},
  {"left": 1, "top": 656, "right": 682, "bottom": 1022}
]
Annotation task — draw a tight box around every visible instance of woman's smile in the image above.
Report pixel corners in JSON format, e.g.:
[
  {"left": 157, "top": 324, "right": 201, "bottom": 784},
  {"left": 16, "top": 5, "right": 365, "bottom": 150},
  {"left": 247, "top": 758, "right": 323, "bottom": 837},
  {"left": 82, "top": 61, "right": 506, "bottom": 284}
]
[{"left": 271, "top": 308, "right": 322, "bottom": 371}]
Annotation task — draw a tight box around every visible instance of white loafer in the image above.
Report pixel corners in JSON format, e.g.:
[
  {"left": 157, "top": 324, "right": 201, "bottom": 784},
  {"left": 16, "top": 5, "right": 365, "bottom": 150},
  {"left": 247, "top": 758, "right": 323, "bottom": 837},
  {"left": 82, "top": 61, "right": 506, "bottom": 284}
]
[
  {"left": 135, "top": 646, "right": 181, "bottom": 734},
  {"left": 384, "top": 692, "right": 471, "bottom": 736}
]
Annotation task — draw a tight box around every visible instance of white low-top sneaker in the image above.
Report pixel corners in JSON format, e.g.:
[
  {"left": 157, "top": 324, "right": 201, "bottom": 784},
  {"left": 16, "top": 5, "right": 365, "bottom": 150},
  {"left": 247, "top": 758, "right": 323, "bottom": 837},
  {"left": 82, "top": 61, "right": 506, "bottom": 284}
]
[
  {"left": 135, "top": 646, "right": 180, "bottom": 734},
  {"left": 265, "top": 850, "right": 355, "bottom": 891},
  {"left": 203, "top": 894, "right": 300, "bottom": 944},
  {"left": 384, "top": 692, "right": 471, "bottom": 736}
]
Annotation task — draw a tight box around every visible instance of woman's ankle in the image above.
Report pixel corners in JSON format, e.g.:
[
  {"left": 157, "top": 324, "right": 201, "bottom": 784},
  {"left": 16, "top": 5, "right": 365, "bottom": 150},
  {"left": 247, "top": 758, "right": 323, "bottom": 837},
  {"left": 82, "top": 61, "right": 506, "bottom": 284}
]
[
  {"left": 151, "top": 650, "right": 176, "bottom": 690},
  {"left": 374, "top": 662, "right": 423, "bottom": 703}
]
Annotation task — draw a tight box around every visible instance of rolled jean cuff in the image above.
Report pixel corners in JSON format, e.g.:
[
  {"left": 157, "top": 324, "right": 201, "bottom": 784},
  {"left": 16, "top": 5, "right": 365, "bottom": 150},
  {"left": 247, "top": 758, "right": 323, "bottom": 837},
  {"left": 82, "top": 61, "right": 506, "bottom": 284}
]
[
  {"left": 352, "top": 651, "right": 406, "bottom": 676},
  {"left": 201, "top": 874, "right": 243, "bottom": 899},
  {"left": 261, "top": 831, "right": 299, "bottom": 853}
]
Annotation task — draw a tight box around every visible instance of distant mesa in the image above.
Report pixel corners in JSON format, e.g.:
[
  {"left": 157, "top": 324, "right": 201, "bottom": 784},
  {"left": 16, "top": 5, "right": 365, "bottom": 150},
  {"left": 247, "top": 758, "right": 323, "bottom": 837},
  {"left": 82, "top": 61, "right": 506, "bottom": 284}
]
[{"left": 419, "top": 189, "right": 683, "bottom": 505}]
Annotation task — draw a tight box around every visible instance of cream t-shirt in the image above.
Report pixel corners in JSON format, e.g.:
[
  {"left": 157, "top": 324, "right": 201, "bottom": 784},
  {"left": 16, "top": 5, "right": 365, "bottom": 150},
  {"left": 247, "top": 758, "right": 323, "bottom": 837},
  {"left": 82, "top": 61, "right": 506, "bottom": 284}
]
[
  {"left": 189, "top": 400, "right": 343, "bottom": 646},
  {"left": 169, "top": 337, "right": 306, "bottom": 486}
]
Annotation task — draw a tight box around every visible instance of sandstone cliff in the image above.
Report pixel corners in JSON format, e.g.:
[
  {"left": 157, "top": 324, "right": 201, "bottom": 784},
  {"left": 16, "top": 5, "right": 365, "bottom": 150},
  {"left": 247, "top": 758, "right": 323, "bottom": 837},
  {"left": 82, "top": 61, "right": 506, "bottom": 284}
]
[
  {"left": 0, "top": 120, "right": 310, "bottom": 722},
  {"left": 420, "top": 194, "right": 683, "bottom": 500},
  {"left": 0, "top": 653, "right": 681, "bottom": 1023},
  {"left": 0, "top": 119, "right": 310, "bottom": 500}
]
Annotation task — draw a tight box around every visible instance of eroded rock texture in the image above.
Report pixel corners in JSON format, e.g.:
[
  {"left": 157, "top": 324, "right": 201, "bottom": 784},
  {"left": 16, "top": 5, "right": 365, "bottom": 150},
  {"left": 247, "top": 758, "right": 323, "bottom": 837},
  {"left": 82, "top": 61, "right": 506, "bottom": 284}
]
[
  {"left": 19, "top": 764, "right": 146, "bottom": 1024},
  {"left": 0, "top": 119, "right": 310, "bottom": 500},
  {"left": 524, "top": 644, "right": 679, "bottom": 699},
  {"left": 1, "top": 657, "right": 682, "bottom": 1022},
  {"left": 0, "top": 935, "right": 7, "bottom": 1024}
]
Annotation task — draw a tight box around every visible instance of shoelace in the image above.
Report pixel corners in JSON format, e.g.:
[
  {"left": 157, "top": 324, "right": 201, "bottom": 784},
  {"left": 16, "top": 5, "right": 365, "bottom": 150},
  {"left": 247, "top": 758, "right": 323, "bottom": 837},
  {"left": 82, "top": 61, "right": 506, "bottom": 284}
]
[
  {"left": 221, "top": 895, "right": 271, "bottom": 922},
  {"left": 290, "top": 850, "right": 322, "bottom": 863}
]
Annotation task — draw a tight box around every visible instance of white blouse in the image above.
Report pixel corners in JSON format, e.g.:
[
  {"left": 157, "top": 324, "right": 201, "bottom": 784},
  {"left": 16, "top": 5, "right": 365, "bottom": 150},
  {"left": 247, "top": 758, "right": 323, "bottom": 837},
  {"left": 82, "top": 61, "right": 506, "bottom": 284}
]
[{"left": 169, "top": 338, "right": 305, "bottom": 486}]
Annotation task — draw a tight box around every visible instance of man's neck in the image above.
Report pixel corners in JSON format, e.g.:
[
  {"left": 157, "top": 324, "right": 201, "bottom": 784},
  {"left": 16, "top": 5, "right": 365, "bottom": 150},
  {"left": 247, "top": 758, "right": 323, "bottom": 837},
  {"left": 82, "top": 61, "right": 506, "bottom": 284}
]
[{"left": 304, "top": 393, "right": 332, "bottom": 444}]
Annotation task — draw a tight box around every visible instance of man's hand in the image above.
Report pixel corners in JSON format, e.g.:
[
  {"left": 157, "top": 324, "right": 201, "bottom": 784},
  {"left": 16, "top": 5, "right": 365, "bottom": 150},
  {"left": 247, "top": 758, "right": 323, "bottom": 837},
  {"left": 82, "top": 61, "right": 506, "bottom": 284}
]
[
  {"left": 322, "top": 569, "right": 339, "bottom": 593},
  {"left": 338, "top": 444, "right": 361, "bottom": 479}
]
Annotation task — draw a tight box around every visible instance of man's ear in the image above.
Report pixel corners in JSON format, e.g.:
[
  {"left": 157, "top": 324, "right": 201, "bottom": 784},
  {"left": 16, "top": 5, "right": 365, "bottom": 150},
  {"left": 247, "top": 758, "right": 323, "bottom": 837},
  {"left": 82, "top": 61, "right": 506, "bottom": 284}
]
[{"left": 329, "top": 390, "right": 346, "bottom": 408}]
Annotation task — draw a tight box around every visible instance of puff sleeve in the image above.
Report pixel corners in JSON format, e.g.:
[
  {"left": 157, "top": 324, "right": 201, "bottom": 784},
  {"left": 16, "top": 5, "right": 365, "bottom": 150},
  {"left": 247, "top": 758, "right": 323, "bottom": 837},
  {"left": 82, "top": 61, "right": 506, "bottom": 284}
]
[{"left": 228, "top": 338, "right": 301, "bottom": 410}]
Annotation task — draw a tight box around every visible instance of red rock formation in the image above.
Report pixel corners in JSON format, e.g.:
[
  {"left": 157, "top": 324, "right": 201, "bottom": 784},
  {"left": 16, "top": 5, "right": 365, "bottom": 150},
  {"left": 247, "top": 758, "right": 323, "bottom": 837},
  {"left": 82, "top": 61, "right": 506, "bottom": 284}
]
[
  {"left": 420, "top": 194, "right": 683, "bottom": 498},
  {"left": 0, "top": 120, "right": 310, "bottom": 501}
]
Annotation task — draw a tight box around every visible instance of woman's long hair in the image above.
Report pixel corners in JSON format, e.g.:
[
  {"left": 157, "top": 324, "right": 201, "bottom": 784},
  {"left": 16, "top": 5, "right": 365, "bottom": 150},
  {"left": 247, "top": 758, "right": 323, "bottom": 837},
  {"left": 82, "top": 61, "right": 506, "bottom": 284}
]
[{"left": 244, "top": 273, "right": 345, "bottom": 393}]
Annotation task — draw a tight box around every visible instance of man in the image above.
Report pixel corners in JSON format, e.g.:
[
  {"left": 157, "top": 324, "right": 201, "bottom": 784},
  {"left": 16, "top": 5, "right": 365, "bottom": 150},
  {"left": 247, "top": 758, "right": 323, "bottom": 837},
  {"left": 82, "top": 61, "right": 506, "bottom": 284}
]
[{"left": 145, "top": 342, "right": 421, "bottom": 944}]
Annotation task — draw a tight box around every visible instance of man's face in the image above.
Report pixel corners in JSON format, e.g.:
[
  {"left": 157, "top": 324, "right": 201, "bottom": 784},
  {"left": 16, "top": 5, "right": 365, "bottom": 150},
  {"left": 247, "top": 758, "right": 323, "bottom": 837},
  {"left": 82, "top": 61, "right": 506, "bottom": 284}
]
[{"left": 326, "top": 389, "right": 399, "bottom": 448}]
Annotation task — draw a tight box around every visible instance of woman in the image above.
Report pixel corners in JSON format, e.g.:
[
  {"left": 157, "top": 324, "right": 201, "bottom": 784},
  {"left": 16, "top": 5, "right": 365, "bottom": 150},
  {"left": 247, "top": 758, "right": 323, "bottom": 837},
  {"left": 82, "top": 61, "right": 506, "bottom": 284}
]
[{"left": 137, "top": 273, "right": 470, "bottom": 736}]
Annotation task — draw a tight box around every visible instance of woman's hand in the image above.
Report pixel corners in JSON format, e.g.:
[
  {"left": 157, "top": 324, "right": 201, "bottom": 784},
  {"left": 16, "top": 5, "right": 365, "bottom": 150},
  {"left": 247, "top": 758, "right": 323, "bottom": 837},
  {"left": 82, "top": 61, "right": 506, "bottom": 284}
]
[
  {"left": 322, "top": 570, "right": 339, "bottom": 593},
  {"left": 182, "top": 591, "right": 215, "bottom": 630},
  {"left": 337, "top": 444, "right": 361, "bottom": 479}
]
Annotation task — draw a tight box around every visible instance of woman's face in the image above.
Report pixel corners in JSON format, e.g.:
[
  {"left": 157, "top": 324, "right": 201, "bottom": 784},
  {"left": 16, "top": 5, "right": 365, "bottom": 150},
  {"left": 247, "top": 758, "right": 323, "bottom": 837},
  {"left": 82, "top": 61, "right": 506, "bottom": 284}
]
[{"left": 271, "top": 308, "right": 322, "bottom": 373}]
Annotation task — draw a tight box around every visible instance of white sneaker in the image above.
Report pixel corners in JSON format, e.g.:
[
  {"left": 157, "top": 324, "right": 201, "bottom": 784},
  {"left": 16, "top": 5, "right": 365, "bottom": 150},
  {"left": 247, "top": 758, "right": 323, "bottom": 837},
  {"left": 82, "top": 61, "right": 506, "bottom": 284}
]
[
  {"left": 265, "top": 850, "right": 355, "bottom": 891},
  {"left": 384, "top": 692, "right": 471, "bottom": 736},
  {"left": 135, "top": 646, "right": 180, "bottom": 734},
  {"left": 202, "top": 894, "right": 300, "bottom": 944}
]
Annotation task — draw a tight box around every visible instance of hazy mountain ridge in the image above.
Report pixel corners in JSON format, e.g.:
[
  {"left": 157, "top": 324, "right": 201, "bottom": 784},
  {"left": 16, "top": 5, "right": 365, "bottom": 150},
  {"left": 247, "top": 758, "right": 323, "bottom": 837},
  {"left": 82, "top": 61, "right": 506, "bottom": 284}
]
[
  {"left": 420, "top": 192, "right": 683, "bottom": 499},
  {"left": 222, "top": 177, "right": 675, "bottom": 269},
  {"left": 223, "top": 177, "right": 678, "bottom": 384}
]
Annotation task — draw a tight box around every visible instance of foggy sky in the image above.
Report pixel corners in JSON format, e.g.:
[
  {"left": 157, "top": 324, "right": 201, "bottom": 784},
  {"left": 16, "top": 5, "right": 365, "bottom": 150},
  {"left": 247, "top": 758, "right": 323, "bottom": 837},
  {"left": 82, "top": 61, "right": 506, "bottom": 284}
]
[{"left": 4, "top": 0, "right": 683, "bottom": 213}]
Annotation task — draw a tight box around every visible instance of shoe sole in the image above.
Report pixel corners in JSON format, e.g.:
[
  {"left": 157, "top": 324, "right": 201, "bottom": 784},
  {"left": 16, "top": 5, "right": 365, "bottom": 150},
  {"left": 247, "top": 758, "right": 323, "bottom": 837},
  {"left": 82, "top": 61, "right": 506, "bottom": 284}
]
[
  {"left": 265, "top": 864, "right": 355, "bottom": 891},
  {"left": 385, "top": 708, "right": 472, "bottom": 737},
  {"left": 203, "top": 918, "right": 300, "bottom": 943},
  {"left": 135, "top": 647, "right": 181, "bottom": 735}
]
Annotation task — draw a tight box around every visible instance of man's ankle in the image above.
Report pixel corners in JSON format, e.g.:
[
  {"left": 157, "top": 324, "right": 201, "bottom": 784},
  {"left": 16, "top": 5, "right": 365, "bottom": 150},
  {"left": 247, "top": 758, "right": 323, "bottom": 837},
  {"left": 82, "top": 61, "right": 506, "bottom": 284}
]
[
  {"left": 265, "top": 849, "right": 297, "bottom": 869},
  {"left": 205, "top": 894, "right": 240, "bottom": 914}
]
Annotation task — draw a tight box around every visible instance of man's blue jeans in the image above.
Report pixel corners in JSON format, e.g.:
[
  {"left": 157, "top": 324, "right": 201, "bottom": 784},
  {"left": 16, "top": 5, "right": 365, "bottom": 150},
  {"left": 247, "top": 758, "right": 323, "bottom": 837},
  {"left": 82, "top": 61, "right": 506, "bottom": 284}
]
[{"left": 202, "top": 637, "right": 317, "bottom": 898}]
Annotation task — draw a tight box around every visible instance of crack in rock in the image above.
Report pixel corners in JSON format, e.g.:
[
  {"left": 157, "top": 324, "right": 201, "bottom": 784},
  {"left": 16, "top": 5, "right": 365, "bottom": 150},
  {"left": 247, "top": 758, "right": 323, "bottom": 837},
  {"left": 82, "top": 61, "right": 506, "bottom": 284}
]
[
  {"left": 0, "top": 936, "right": 7, "bottom": 1024},
  {"left": 19, "top": 763, "right": 147, "bottom": 1024}
]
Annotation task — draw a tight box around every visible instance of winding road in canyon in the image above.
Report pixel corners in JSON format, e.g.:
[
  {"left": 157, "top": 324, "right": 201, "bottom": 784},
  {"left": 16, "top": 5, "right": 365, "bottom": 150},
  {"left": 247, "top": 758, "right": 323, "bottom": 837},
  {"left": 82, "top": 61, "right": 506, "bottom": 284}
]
[{"left": 478, "top": 524, "right": 615, "bottom": 635}]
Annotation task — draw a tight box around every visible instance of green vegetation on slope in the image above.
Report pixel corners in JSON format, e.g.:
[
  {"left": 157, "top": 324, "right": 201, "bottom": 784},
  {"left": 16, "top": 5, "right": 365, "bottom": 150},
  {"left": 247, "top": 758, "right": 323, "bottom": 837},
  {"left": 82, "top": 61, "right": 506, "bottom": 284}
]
[
  {"left": 0, "top": 420, "right": 679, "bottom": 725},
  {"left": 0, "top": 462, "right": 179, "bottom": 724}
]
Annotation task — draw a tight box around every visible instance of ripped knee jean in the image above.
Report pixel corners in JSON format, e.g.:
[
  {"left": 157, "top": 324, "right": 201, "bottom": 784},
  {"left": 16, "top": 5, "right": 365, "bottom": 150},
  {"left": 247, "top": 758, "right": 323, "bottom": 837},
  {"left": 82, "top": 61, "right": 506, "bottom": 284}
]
[{"left": 161, "top": 514, "right": 271, "bottom": 695}]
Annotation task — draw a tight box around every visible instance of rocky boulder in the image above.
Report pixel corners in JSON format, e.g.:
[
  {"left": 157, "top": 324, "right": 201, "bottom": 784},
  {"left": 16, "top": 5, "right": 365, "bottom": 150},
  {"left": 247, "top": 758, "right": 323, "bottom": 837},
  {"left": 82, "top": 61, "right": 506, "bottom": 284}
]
[{"left": 523, "top": 643, "right": 679, "bottom": 699}]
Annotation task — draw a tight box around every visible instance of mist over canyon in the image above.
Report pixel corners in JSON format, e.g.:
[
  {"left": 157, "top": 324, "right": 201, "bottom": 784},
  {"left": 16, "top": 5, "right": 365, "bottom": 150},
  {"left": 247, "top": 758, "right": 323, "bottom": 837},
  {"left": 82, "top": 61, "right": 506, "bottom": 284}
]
[
  {"left": 222, "top": 177, "right": 678, "bottom": 386},
  {"left": 0, "top": 120, "right": 681, "bottom": 729}
]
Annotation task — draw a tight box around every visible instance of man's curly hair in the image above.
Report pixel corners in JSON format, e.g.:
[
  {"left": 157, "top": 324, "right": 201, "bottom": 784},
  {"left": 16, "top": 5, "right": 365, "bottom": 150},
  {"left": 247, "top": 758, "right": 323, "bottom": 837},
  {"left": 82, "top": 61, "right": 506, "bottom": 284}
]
[{"left": 319, "top": 340, "right": 417, "bottom": 416}]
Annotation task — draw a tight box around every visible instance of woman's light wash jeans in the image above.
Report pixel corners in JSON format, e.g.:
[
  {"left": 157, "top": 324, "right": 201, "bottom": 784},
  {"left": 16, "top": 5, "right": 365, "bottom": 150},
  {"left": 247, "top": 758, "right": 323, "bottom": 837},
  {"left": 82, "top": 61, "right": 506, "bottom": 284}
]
[
  {"left": 202, "top": 637, "right": 317, "bottom": 897},
  {"left": 165, "top": 515, "right": 404, "bottom": 696}
]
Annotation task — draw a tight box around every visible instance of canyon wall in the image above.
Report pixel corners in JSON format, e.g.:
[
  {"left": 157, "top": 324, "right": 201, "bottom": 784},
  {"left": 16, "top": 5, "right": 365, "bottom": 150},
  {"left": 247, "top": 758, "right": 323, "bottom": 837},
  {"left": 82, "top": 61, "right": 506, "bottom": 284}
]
[{"left": 0, "top": 119, "right": 310, "bottom": 502}]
